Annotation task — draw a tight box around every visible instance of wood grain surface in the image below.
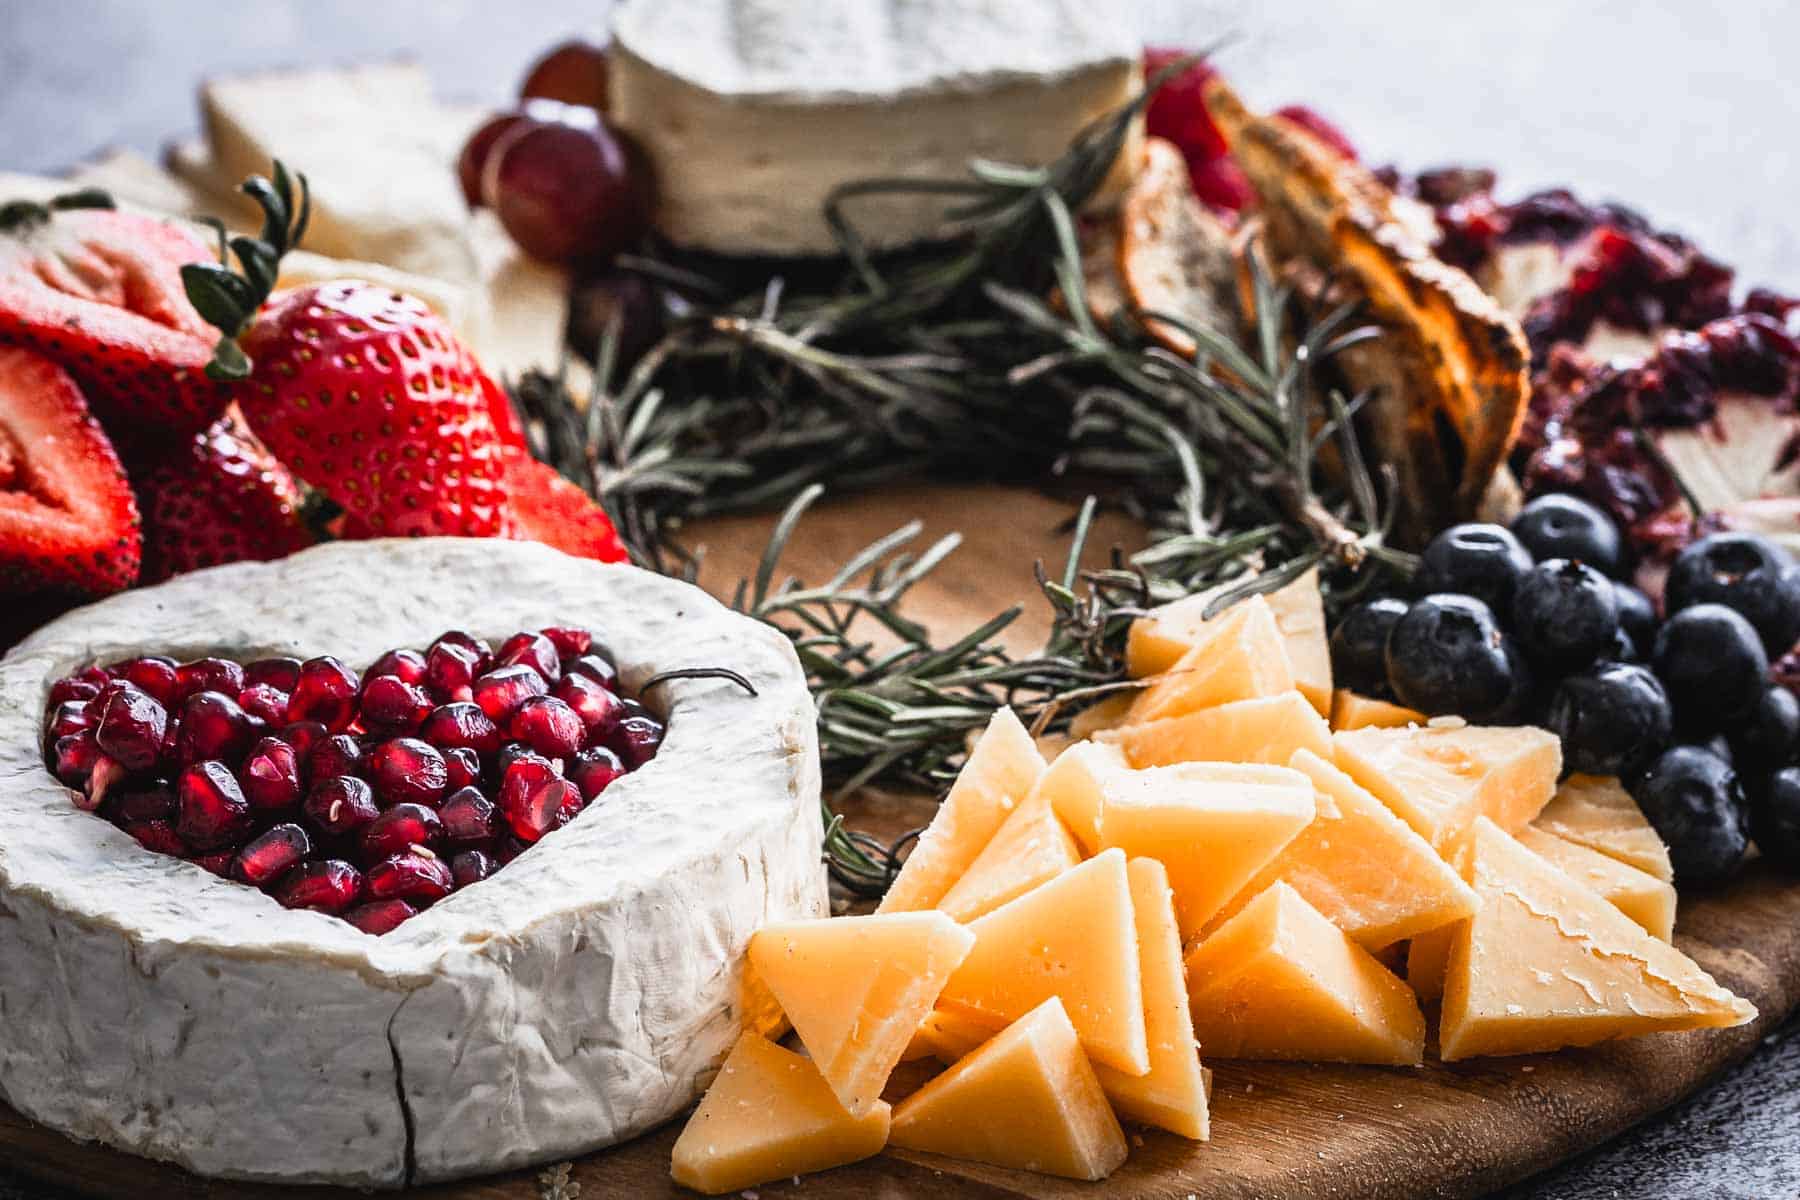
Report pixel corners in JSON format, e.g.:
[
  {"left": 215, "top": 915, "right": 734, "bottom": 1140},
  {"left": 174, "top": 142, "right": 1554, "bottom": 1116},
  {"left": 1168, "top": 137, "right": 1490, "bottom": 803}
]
[{"left": 3, "top": 484, "right": 1796, "bottom": 1200}]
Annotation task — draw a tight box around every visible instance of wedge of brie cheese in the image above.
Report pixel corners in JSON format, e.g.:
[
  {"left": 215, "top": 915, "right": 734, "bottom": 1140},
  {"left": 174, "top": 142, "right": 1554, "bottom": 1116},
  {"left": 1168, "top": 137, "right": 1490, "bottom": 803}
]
[
  {"left": 608, "top": 0, "right": 1143, "bottom": 257},
  {"left": 0, "top": 539, "right": 825, "bottom": 1185}
]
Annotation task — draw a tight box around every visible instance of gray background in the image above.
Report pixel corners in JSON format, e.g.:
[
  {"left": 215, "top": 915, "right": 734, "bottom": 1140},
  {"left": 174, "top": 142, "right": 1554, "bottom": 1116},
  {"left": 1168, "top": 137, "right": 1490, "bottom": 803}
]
[{"left": 1, "top": 1, "right": 1796, "bottom": 1196}]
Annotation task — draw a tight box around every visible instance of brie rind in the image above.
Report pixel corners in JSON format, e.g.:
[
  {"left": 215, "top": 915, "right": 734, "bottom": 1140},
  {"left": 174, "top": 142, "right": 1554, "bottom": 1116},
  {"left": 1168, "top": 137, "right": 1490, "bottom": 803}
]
[
  {"left": 0, "top": 539, "right": 824, "bottom": 1186},
  {"left": 607, "top": 0, "right": 1143, "bottom": 256}
]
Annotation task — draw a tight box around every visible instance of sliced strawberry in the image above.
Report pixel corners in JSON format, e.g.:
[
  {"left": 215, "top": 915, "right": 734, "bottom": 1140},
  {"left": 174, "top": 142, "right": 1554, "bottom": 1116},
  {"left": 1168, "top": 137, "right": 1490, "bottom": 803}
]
[
  {"left": 0, "top": 195, "right": 229, "bottom": 439},
  {"left": 130, "top": 405, "right": 316, "bottom": 583},
  {"left": 0, "top": 346, "right": 141, "bottom": 595},
  {"left": 500, "top": 447, "right": 627, "bottom": 563}
]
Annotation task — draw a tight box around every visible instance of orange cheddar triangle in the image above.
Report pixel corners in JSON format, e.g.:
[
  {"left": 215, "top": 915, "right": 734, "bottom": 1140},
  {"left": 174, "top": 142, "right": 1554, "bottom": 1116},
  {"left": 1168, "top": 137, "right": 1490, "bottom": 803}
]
[
  {"left": 1125, "top": 595, "right": 1294, "bottom": 724},
  {"left": 1098, "top": 761, "right": 1316, "bottom": 940},
  {"left": 937, "top": 793, "right": 1081, "bottom": 922},
  {"left": 1185, "top": 882, "right": 1426, "bottom": 1065},
  {"left": 1439, "top": 818, "right": 1754, "bottom": 1062},
  {"left": 879, "top": 706, "right": 1045, "bottom": 913},
  {"left": 1126, "top": 571, "right": 1330, "bottom": 714},
  {"left": 748, "top": 912, "right": 975, "bottom": 1115},
  {"left": 670, "top": 1033, "right": 890, "bottom": 1195},
  {"left": 1207, "top": 749, "right": 1478, "bottom": 949},
  {"left": 1330, "top": 689, "right": 1426, "bottom": 731},
  {"left": 1093, "top": 858, "right": 1211, "bottom": 1140},
  {"left": 890, "top": 997, "right": 1129, "bottom": 1181},
  {"left": 1100, "top": 690, "right": 1333, "bottom": 769},
  {"left": 1265, "top": 567, "right": 1333, "bottom": 717},
  {"left": 1332, "top": 720, "right": 1561, "bottom": 851},
  {"left": 1031, "top": 739, "right": 1130, "bottom": 856},
  {"left": 1533, "top": 774, "right": 1673, "bottom": 883},
  {"left": 937, "top": 848, "right": 1150, "bottom": 1075},
  {"left": 1516, "top": 825, "right": 1676, "bottom": 940}
]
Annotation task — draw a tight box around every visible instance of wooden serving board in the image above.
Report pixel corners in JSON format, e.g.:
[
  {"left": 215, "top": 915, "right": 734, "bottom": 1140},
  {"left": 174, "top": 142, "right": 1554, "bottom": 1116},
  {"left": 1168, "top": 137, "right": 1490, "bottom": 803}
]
[{"left": 5, "top": 483, "right": 1800, "bottom": 1200}]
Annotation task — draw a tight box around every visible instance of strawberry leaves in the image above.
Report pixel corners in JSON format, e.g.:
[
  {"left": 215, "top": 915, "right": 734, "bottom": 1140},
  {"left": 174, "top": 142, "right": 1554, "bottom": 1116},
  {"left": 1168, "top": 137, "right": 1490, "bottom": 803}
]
[{"left": 181, "top": 160, "right": 311, "bottom": 381}]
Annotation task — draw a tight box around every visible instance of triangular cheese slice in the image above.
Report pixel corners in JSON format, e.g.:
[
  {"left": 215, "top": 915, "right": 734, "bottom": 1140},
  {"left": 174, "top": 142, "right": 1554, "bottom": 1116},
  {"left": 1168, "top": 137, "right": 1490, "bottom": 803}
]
[
  {"left": 937, "top": 849, "right": 1150, "bottom": 1075},
  {"left": 1330, "top": 690, "right": 1426, "bottom": 731},
  {"left": 890, "top": 997, "right": 1129, "bottom": 1181},
  {"left": 1125, "top": 596, "right": 1294, "bottom": 724},
  {"left": 1206, "top": 749, "right": 1478, "bottom": 949},
  {"left": 902, "top": 1007, "right": 1005, "bottom": 1065},
  {"left": 1533, "top": 774, "right": 1673, "bottom": 883},
  {"left": 748, "top": 912, "right": 975, "bottom": 1115},
  {"left": 1406, "top": 924, "right": 1455, "bottom": 1003},
  {"left": 1069, "top": 691, "right": 1136, "bottom": 740},
  {"left": 879, "top": 707, "right": 1046, "bottom": 913},
  {"left": 1030, "top": 740, "right": 1129, "bottom": 856},
  {"left": 1265, "top": 567, "right": 1333, "bottom": 717},
  {"left": 1098, "top": 762, "right": 1315, "bottom": 940},
  {"left": 1516, "top": 825, "right": 1676, "bottom": 940},
  {"left": 671, "top": 1033, "right": 890, "bottom": 1195},
  {"left": 1438, "top": 818, "right": 1754, "bottom": 1061},
  {"left": 1333, "top": 721, "right": 1561, "bottom": 851},
  {"left": 1093, "top": 858, "right": 1210, "bottom": 1140},
  {"left": 1185, "top": 882, "right": 1425, "bottom": 1065},
  {"left": 937, "top": 793, "right": 1081, "bottom": 922},
  {"left": 1100, "top": 691, "right": 1333, "bottom": 769},
  {"left": 1126, "top": 571, "right": 1331, "bottom": 714}
]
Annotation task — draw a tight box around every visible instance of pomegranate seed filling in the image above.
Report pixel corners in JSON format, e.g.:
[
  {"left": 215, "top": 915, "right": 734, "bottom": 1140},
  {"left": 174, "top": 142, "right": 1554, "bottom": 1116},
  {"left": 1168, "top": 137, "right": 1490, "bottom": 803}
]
[{"left": 39, "top": 627, "right": 662, "bottom": 933}]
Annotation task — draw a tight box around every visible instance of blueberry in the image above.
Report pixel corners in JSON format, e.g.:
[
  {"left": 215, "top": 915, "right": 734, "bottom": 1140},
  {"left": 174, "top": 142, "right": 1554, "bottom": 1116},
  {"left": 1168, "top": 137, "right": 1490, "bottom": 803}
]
[
  {"left": 1510, "top": 493, "right": 1627, "bottom": 578},
  {"left": 1329, "top": 597, "right": 1409, "bottom": 695},
  {"left": 1665, "top": 532, "right": 1800, "bottom": 657},
  {"left": 1612, "top": 582, "right": 1657, "bottom": 656},
  {"left": 1730, "top": 686, "right": 1800, "bottom": 778},
  {"left": 1415, "top": 524, "right": 1535, "bottom": 615},
  {"left": 1598, "top": 624, "right": 1639, "bottom": 663},
  {"left": 1651, "top": 604, "right": 1770, "bottom": 735},
  {"left": 1750, "top": 766, "right": 1800, "bottom": 872},
  {"left": 1544, "top": 663, "right": 1672, "bottom": 776},
  {"left": 1630, "top": 745, "right": 1748, "bottom": 885},
  {"left": 1695, "top": 735, "right": 1734, "bottom": 768},
  {"left": 1385, "top": 594, "right": 1519, "bottom": 720},
  {"left": 1511, "top": 559, "right": 1620, "bottom": 670}
]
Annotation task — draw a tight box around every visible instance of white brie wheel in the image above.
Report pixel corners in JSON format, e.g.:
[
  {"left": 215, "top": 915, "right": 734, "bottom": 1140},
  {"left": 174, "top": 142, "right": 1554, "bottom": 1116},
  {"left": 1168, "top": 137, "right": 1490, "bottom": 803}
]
[{"left": 0, "top": 539, "right": 825, "bottom": 1187}]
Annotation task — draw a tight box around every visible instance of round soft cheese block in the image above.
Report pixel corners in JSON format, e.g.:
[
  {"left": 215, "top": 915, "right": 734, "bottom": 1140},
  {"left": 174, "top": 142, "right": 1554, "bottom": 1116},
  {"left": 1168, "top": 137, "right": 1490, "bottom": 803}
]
[{"left": 0, "top": 539, "right": 825, "bottom": 1187}]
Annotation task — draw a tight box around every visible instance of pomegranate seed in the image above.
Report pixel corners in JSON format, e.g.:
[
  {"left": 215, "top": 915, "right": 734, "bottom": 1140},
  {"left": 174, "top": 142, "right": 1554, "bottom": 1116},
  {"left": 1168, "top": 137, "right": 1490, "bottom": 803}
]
[
  {"left": 419, "top": 702, "right": 502, "bottom": 755},
  {"left": 362, "top": 802, "right": 444, "bottom": 860},
  {"left": 47, "top": 676, "right": 101, "bottom": 707},
  {"left": 275, "top": 860, "right": 363, "bottom": 914},
  {"left": 501, "top": 754, "right": 576, "bottom": 843},
  {"left": 234, "top": 823, "right": 313, "bottom": 886},
  {"left": 82, "top": 755, "right": 130, "bottom": 812},
  {"left": 607, "top": 714, "right": 665, "bottom": 768},
  {"left": 451, "top": 849, "right": 497, "bottom": 888},
  {"left": 176, "top": 657, "right": 245, "bottom": 703},
  {"left": 192, "top": 852, "right": 235, "bottom": 876},
  {"left": 47, "top": 699, "right": 94, "bottom": 741},
  {"left": 510, "top": 695, "right": 584, "bottom": 758},
  {"left": 309, "top": 733, "right": 365, "bottom": 782},
  {"left": 237, "top": 683, "right": 291, "bottom": 724},
  {"left": 553, "top": 782, "right": 586, "bottom": 829},
  {"left": 368, "top": 847, "right": 454, "bottom": 903},
  {"left": 52, "top": 730, "right": 103, "bottom": 786},
  {"left": 287, "top": 656, "right": 360, "bottom": 732},
  {"left": 110, "top": 783, "right": 176, "bottom": 824},
  {"left": 424, "top": 641, "right": 481, "bottom": 701},
  {"left": 497, "top": 631, "right": 560, "bottom": 683},
  {"left": 117, "top": 656, "right": 180, "bottom": 706},
  {"left": 345, "top": 899, "right": 418, "bottom": 935},
  {"left": 125, "top": 819, "right": 188, "bottom": 856},
  {"left": 77, "top": 664, "right": 113, "bottom": 687},
  {"left": 243, "top": 737, "right": 303, "bottom": 812},
  {"left": 277, "top": 719, "right": 329, "bottom": 761},
  {"left": 541, "top": 626, "right": 593, "bottom": 660},
  {"left": 244, "top": 656, "right": 302, "bottom": 692},
  {"left": 359, "top": 676, "right": 434, "bottom": 733},
  {"left": 554, "top": 673, "right": 622, "bottom": 737},
  {"left": 494, "top": 834, "right": 530, "bottom": 864},
  {"left": 304, "top": 776, "right": 379, "bottom": 837},
  {"left": 176, "top": 691, "right": 257, "bottom": 765},
  {"left": 472, "top": 665, "right": 547, "bottom": 722},
  {"left": 443, "top": 746, "right": 481, "bottom": 791},
  {"left": 368, "top": 737, "right": 448, "bottom": 807},
  {"left": 496, "top": 741, "right": 553, "bottom": 777},
  {"left": 94, "top": 684, "right": 168, "bottom": 772},
  {"left": 568, "top": 746, "right": 625, "bottom": 801},
  {"left": 175, "top": 761, "right": 252, "bottom": 850},
  {"left": 564, "top": 654, "right": 618, "bottom": 690},
  {"left": 367, "top": 648, "right": 428, "bottom": 686},
  {"left": 439, "top": 786, "right": 498, "bottom": 844},
  {"left": 431, "top": 631, "right": 492, "bottom": 670}
]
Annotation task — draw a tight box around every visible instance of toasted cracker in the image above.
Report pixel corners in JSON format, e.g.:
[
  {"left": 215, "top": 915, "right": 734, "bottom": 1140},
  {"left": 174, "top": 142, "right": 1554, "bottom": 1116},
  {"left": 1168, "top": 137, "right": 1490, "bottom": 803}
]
[{"left": 1116, "top": 137, "right": 1244, "bottom": 359}]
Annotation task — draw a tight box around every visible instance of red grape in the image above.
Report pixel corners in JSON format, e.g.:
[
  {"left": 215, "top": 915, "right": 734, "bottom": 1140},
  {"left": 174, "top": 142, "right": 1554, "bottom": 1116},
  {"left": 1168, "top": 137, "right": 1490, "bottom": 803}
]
[
  {"left": 481, "top": 118, "right": 649, "bottom": 266},
  {"left": 456, "top": 100, "right": 597, "bottom": 210},
  {"left": 520, "top": 37, "right": 610, "bottom": 110}
]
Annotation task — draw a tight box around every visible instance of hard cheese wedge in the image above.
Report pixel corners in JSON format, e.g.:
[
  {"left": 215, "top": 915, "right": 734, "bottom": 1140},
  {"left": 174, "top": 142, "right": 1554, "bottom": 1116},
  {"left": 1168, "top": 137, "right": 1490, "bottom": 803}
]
[
  {"left": 1125, "top": 595, "right": 1294, "bottom": 724},
  {"left": 890, "top": 997, "right": 1129, "bottom": 1181},
  {"left": 1098, "top": 762, "right": 1316, "bottom": 940},
  {"left": 902, "top": 1007, "right": 1005, "bottom": 1065},
  {"left": 1185, "top": 882, "right": 1426, "bottom": 1065},
  {"left": 880, "top": 706, "right": 1045, "bottom": 913},
  {"left": 1093, "top": 858, "right": 1211, "bottom": 1140},
  {"left": 1516, "top": 825, "right": 1676, "bottom": 941},
  {"left": 670, "top": 1034, "right": 890, "bottom": 1195},
  {"left": 1533, "top": 774, "right": 1674, "bottom": 883},
  {"left": 937, "top": 793, "right": 1081, "bottom": 922},
  {"left": 1031, "top": 739, "right": 1130, "bottom": 856},
  {"left": 1207, "top": 749, "right": 1478, "bottom": 949},
  {"left": 1438, "top": 818, "right": 1754, "bottom": 1061},
  {"left": 937, "top": 848, "right": 1149, "bottom": 1075},
  {"left": 1070, "top": 691, "right": 1136, "bottom": 740},
  {"left": 748, "top": 912, "right": 975, "bottom": 1115},
  {"left": 1332, "top": 721, "right": 1561, "bottom": 851},
  {"left": 1330, "top": 690, "right": 1426, "bottom": 731},
  {"left": 1264, "top": 567, "right": 1334, "bottom": 717},
  {"left": 1100, "top": 690, "right": 1333, "bottom": 769}
]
